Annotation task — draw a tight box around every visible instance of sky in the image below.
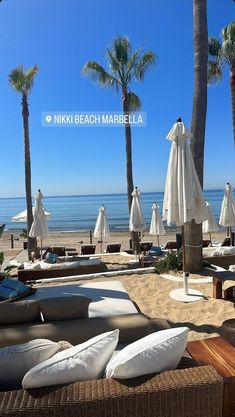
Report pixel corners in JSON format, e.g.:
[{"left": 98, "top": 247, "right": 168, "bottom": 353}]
[{"left": 0, "top": 0, "right": 234, "bottom": 198}]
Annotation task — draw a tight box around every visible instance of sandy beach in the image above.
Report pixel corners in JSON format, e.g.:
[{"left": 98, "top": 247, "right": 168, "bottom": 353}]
[{"left": 1, "top": 229, "right": 235, "bottom": 343}]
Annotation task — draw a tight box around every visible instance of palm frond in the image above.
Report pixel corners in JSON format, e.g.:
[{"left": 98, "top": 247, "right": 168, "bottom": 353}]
[
  {"left": 221, "top": 39, "right": 235, "bottom": 67},
  {"left": 208, "top": 37, "right": 222, "bottom": 57},
  {"left": 127, "top": 91, "right": 141, "bottom": 112},
  {"left": 135, "top": 51, "right": 157, "bottom": 81},
  {"left": 207, "top": 60, "right": 223, "bottom": 84},
  {"left": 83, "top": 61, "right": 120, "bottom": 90},
  {"left": 113, "top": 36, "right": 131, "bottom": 65},
  {"left": 125, "top": 48, "right": 143, "bottom": 83},
  {"left": 9, "top": 66, "right": 26, "bottom": 92},
  {"left": 9, "top": 65, "right": 38, "bottom": 94},
  {"left": 106, "top": 48, "right": 122, "bottom": 84},
  {"left": 25, "top": 65, "right": 39, "bottom": 92}
]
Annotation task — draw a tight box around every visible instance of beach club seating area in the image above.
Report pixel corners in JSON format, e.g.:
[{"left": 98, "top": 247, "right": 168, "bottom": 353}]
[{"left": 0, "top": 280, "right": 224, "bottom": 417}]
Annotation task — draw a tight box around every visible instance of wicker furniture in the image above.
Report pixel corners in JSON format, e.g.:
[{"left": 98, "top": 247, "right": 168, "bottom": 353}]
[
  {"left": 0, "top": 365, "right": 222, "bottom": 417},
  {"left": 187, "top": 336, "right": 235, "bottom": 417},
  {"left": 220, "top": 319, "right": 235, "bottom": 347}
]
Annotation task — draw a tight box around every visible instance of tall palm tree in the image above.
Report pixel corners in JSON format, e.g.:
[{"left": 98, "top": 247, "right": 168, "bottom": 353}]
[
  {"left": 9, "top": 65, "right": 39, "bottom": 259},
  {"left": 208, "top": 21, "right": 235, "bottom": 147},
  {"left": 185, "top": 0, "right": 208, "bottom": 273},
  {"left": 83, "top": 36, "right": 156, "bottom": 212}
]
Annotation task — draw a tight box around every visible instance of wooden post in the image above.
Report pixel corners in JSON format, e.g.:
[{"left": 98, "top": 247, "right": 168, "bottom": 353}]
[
  {"left": 11, "top": 234, "right": 14, "bottom": 249},
  {"left": 89, "top": 230, "right": 92, "bottom": 244}
]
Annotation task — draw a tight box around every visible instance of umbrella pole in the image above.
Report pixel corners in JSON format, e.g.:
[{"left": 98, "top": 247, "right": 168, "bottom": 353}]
[
  {"left": 230, "top": 226, "right": 232, "bottom": 247},
  {"left": 101, "top": 232, "right": 103, "bottom": 253},
  {"left": 209, "top": 232, "right": 211, "bottom": 243},
  {"left": 157, "top": 235, "right": 160, "bottom": 247},
  {"left": 181, "top": 225, "right": 188, "bottom": 295},
  {"left": 41, "top": 239, "right": 42, "bottom": 261}
]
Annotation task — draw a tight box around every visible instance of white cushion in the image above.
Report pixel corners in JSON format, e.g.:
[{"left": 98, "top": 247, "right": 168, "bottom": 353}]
[
  {"left": 22, "top": 329, "right": 119, "bottom": 389},
  {"left": 212, "top": 246, "right": 235, "bottom": 256},
  {"left": 0, "top": 339, "right": 72, "bottom": 390},
  {"left": 79, "top": 257, "right": 101, "bottom": 266},
  {"left": 105, "top": 327, "right": 188, "bottom": 379}
]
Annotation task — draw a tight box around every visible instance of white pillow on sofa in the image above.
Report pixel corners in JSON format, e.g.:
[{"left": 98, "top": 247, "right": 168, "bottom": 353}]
[
  {"left": 0, "top": 339, "right": 72, "bottom": 390},
  {"left": 105, "top": 327, "right": 188, "bottom": 379},
  {"left": 22, "top": 329, "right": 119, "bottom": 389}
]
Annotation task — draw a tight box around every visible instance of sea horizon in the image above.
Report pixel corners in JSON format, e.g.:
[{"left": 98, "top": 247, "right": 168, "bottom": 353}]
[{"left": 1, "top": 189, "right": 233, "bottom": 233}]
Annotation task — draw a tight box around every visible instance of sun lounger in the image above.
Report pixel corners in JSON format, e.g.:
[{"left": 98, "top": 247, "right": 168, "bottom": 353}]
[
  {"left": 164, "top": 241, "right": 177, "bottom": 250},
  {"left": 221, "top": 234, "right": 235, "bottom": 246},
  {"left": 139, "top": 242, "right": 153, "bottom": 253},
  {"left": 203, "top": 239, "right": 212, "bottom": 247},
  {"left": 81, "top": 244, "right": 96, "bottom": 255},
  {"left": 106, "top": 243, "right": 121, "bottom": 253}
]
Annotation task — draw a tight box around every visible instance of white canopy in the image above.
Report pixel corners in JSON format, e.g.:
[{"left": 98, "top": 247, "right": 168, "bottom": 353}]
[
  {"left": 29, "top": 190, "right": 49, "bottom": 239},
  {"left": 129, "top": 187, "right": 145, "bottom": 232},
  {"left": 202, "top": 201, "right": 218, "bottom": 234},
  {"left": 163, "top": 121, "right": 208, "bottom": 226},
  {"left": 12, "top": 207, "right": 51, "bottom": 223},
  {"left": 150, "top": 202, "right": 165, "bottom": 236},
  {"left": 94, "top": 205, "right": 110, "bottom": 239},
  {"left": 163, "top": 120, "right": 207, "bottom": 302},
  {"left": 219, "top": 183, "right": 235, "bottom": 227}
]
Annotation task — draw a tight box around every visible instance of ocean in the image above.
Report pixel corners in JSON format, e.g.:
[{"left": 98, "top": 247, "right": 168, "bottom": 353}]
[{"left": 0, "top": 189, "right": 232, "bottom": 233}]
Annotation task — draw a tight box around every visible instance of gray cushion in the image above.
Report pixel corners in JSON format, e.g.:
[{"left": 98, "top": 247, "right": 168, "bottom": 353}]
[
  {"left": 40, "top": 296, "right": 91, "bottom": 321},
  {"left": 0, "top": 300, "right": 40, "bottom": 325}
]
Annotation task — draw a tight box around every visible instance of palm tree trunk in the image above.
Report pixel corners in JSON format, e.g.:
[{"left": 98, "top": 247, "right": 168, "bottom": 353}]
[
  {"left": 122, "top": 86, "right": 134, "bottom": 212},
  {"left": 22, "top": 93, "right": 36, "bottom": 259},
  {"left": 229, "top": 68, "right": 235, "bottom": 147},
  {"left": 184, "top": 0, "right": 208, "bottom": 273},
  {"left": 122, "top": 86, "right": 138, "bottom": 253}
]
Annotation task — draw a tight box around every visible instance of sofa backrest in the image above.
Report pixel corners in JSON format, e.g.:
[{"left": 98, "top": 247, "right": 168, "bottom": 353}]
[{"left": 0, "top": 313, "right": 151, "bottom": 347}]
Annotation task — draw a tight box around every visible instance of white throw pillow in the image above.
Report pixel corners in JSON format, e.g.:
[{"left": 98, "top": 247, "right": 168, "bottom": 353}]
[
  {"left": 0, "top": 339, "right": 72, "bottom": 390},
  {"left": 105, "top": 327, "right": 188, "bottom": 379},
  {"left": 22, "top": 329, "right": 119, "bottom": 389}
]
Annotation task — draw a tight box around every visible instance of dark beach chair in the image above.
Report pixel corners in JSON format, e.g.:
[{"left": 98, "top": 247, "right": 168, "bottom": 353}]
[
  {"left": 139, "top": 242, "right": 153, "bottom": 253},
  {"left": 81, "top": 244, "right": 96, "bottom": 255},
  {"left": 43, "top": 247, "right": 66, "bottom": 258},
  {"left": 164, "top": 241, "right": 177, "bottom": 250},
  {"left": 203, "top": 239, "right": 212, "bottom": 247},
  {"left": 221, "top": 233, "right": 235, "bottom": 247},
  {"left": 106, "top": 243, "right": 121, "bottom": 253}
]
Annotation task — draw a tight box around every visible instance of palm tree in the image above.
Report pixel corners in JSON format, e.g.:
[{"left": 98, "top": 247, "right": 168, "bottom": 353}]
[
  {"left": 208, "top": 21, "right": 235, "bottom": 147},
  {"left": 9, "top": 65, "right": 39, "bottom": 259},
  {"left": 184, "top": 0, "right": 208, "bottom": 273},
  {"left": 83, "top": 36, "right": 156, "bottom": 212}
]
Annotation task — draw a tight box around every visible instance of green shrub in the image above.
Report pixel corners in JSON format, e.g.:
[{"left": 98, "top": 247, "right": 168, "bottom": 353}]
[
  {"left": 20, "top": 229, "right": 28, "bottom": 239},
  {"left": 155, "top": 250, "right": 182, "bottom": 274}
]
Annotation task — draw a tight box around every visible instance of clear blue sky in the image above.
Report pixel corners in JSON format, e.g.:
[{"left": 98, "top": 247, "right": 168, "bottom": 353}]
[{"left": 0, "top": 0, "right": 234, "bottom": 198}]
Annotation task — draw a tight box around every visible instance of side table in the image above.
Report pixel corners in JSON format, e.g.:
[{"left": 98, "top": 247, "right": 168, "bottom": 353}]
[{"left": 187, "top": 336, "right": 235, "bottom": 417}]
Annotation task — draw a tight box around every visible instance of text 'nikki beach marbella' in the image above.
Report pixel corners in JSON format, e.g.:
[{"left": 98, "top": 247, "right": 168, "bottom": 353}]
[{"left": 42, "top": 112, "right": 146, "bottom": 127}]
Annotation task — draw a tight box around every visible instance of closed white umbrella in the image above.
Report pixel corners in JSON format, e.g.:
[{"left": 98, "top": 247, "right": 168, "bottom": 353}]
[
  {"left": 219, "top": 182, "right": 235, "bottom": 245},
  {"left": 29, "top": 190, "right": 49, "bottom": 258},
  {"left": 94, "top": 205, "right": 110, "bottom": 252},
  {"left": 149, "top": 202, "right": 165, "bottom": 246},
  {"left": 202, "top": 200, "right": 219, "bottom": 241},
  {"left": 12, "top": 208, "right": 51, "bottom": 222},
  {"left": 129, "top": 187, "right": 145, "bottom": 261},
  {"left": 163, "top": 118, "right": 208, "bottom": 302}
]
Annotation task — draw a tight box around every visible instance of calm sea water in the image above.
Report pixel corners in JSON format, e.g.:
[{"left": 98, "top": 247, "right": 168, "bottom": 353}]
[{"left": 0, "top": 190, "right": 232, "bottom": 232}]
